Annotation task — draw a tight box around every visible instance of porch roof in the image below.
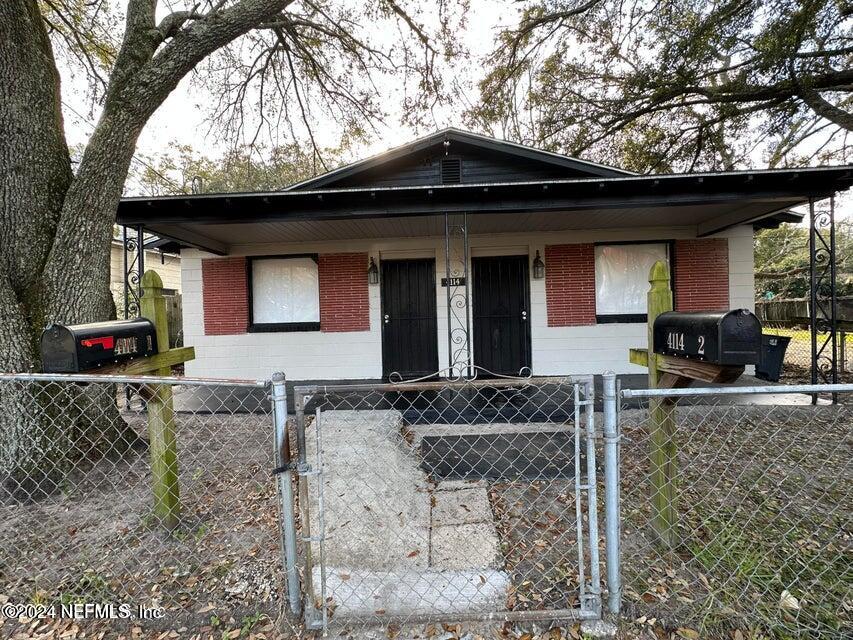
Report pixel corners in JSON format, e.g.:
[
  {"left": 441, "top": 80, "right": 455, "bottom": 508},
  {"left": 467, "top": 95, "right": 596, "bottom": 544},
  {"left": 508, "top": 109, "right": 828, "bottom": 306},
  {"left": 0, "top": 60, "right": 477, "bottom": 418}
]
[{"left": 117, "top": 165, "right": 853, "bottom": 255}]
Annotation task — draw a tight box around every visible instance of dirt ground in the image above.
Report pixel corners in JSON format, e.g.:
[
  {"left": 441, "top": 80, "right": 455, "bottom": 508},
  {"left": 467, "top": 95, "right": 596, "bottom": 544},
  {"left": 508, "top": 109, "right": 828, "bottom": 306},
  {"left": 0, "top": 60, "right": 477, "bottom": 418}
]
[
  {"left": 483, "top": 402, "right": 852, "bottom": 640},
  {"left": 0, "top": 410, "right": 295, "bottom": 639},
  {"left": 488, "top": 480, "right": 586, "bottom": 613},
  {"left": 616, "top": 403, "right": 852, "bottom": 640}
]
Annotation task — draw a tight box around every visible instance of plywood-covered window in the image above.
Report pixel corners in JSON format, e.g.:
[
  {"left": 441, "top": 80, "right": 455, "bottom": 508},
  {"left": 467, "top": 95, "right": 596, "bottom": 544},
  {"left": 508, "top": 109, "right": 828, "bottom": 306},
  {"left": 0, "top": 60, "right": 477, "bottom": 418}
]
[
  {"left": 594, "top": 243, "right": 669, "bottom": 322},
  {"left": 249, "top": 255, "right": 320, "bottom": 331}
]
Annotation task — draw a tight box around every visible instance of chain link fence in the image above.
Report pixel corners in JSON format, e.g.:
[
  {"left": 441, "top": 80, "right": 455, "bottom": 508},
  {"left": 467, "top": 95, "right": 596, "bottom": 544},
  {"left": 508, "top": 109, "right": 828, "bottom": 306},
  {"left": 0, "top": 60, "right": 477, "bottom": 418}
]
[
  {"left": 0, "top": 373, "right": 296, "bottom": 638},
  {"left": 617, "top": 384, "right": 852, "bottom": 639},
  {"left": 3, "top": 370, "right": 851, "bottom": 640},
  {"left": 291, "top": 376, "right": 604, "bottom": 633}
]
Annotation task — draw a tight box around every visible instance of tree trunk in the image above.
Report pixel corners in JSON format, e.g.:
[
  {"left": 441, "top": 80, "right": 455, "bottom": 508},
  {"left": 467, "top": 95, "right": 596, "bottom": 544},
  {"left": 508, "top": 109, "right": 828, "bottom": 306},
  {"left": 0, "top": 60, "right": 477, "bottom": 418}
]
[
  {"left": 2, "top": 0, "right": 295, "bottom": 498},
  {"left": 0, "top": 1, "right": 73, "bottom": 370},
  {"left": 0, "top": 2, "right": 143, "bottom": 498}
]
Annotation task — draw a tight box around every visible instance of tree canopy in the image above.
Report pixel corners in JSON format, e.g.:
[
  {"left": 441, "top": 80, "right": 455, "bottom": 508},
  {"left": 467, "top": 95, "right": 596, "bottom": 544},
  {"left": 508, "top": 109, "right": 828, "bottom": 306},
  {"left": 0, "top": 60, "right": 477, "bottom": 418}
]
[
  {"left": 469, "top": 0, "right": 853, "bottom": 173},
  {"left": 1, "top": 0, "right": 465, "bottom": 373},
  {"left": 755, "top": 219, "right": 853, "bottom": 300},
  {"left": 129, "top": 141, "right": 349, "bottom": 195},
  {"left": 0, "top": 0, "right": 465, "bottom": 488}
]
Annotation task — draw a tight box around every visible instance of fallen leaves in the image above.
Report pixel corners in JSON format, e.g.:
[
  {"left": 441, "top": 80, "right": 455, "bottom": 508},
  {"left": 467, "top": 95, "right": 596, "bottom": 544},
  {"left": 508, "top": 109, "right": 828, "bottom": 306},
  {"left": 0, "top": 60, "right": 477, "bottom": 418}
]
[{"left": 779, "top": 589, "right": 801, "bottom": 611}]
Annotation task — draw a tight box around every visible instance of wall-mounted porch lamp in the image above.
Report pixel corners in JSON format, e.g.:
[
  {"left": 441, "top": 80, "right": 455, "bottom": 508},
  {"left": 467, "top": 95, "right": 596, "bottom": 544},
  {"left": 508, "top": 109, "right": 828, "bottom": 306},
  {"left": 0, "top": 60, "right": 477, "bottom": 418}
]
[
  {"left": 532, "top": 250, "right": 545, "bottom": 280},
  {"left": 367, "top": 257, "right": 379, "bottom": 285}
]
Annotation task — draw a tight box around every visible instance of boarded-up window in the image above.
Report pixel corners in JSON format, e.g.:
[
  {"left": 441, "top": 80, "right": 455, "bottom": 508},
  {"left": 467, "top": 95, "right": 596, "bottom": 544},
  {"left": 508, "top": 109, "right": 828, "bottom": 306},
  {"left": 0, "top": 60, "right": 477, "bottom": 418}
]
[
  {"left": 595, "top": 243, "right": 668, "bottom": 318},
  {"left": 251, "top": 257, "right": 320, "bottom": 327}
]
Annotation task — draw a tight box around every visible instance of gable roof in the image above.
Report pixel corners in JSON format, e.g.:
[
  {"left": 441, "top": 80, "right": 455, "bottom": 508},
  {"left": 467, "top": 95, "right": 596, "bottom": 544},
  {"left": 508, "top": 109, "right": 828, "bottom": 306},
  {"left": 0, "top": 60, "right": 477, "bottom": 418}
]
[{"left": 286, "top": 127, "right": 633, "bottom": 191}]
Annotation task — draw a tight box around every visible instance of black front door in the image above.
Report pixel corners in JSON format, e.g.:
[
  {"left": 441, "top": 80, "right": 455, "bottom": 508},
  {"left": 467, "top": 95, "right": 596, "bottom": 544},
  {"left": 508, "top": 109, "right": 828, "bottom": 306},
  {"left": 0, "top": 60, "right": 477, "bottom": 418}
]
[
  {"left": 472, "top": 255, "right": 532, "bottom": 376},
  {"left": 381, "top": 259, "right": 438, "bottom": 379}
]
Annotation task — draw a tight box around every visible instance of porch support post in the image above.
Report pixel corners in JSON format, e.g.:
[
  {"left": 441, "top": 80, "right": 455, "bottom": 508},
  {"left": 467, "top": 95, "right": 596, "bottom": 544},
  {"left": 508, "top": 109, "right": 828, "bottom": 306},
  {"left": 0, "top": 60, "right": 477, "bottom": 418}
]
[
  {"left": 122, "top": 224, "right": 145, "bottom": 318},
  {"left": 809, "top": 195, "right": 838, "bottom": 403},
  {"left": 444, "top": 212, "right": 471, "bottom": 378}
]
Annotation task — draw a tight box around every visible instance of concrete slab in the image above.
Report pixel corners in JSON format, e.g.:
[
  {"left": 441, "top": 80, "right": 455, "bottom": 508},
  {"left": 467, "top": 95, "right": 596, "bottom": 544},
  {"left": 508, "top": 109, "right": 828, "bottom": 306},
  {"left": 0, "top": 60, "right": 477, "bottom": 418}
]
[
  {"left": 433, "top": 479, "right": 489, "bottom": 492},
  {"left": 409, "top": 422, "right": 574, "bottom": 448},
  {"left": 431, "top": 487, "right": 493, "bottom": 526},
  {"left": 305, "top": 410, "right": 510, "bottom": 619},
  {"left": 431, "top": 523, "right": 502, "bottom": 571},
  {"left": 307, "top": 410, "right": 431, "bottom": 570}
]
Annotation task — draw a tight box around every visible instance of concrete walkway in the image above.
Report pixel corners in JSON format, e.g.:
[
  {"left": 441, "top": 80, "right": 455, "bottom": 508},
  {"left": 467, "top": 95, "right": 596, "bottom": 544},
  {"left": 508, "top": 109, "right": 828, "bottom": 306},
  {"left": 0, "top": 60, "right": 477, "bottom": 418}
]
[{"left": 306, "top": 410, "right": 509, "bottom": 619}]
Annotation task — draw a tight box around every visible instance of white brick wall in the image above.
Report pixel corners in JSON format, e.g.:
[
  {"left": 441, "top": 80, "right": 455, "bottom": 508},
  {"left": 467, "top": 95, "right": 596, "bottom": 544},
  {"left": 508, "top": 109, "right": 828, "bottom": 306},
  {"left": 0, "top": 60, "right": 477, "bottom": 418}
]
[{"left": 182, "top": 225, "right": 755, "bottom": 380}]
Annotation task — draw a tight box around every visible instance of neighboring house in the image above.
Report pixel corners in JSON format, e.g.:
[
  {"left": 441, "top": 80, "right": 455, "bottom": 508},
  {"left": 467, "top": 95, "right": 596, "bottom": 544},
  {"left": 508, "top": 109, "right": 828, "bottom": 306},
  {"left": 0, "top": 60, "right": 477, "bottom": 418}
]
[
  {"left": 116, "top": 128, "right": 852, "bottom": 382},
  {"left": 109, "top": 236, "right": 182, "bottom": 316}
]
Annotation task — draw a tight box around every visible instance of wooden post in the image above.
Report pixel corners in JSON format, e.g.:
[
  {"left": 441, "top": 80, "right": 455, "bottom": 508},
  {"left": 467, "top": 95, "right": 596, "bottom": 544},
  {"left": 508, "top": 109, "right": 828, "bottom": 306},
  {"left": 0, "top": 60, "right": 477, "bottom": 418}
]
[
  {"left": 140, "top": 270, "right": 180, "bottom": 530},
  {"left": 646, "top": 260, "right": 677, "bottom": 547}
]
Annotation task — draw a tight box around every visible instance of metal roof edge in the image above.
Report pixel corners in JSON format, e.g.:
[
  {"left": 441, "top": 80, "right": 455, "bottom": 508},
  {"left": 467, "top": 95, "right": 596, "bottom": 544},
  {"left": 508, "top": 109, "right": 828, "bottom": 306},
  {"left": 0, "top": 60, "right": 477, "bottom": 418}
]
[{"left": 120, "top": 164, "right": 853, "bottom": 205}]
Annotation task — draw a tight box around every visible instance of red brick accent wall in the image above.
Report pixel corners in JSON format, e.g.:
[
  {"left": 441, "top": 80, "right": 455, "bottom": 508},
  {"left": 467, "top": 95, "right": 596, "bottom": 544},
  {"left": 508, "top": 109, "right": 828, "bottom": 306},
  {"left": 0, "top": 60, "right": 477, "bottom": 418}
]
[
  {"left": 202, "top": 257, "right": 249, "bottom": 335},
  {"left": 674, "top": 239, "right": 730, "bottom": 311},
  {"left": 318, "top": 253, "right": 370, "bottom": 332},
  {"left": 545, "top": 244, "right": 596, "bottom": 326}
]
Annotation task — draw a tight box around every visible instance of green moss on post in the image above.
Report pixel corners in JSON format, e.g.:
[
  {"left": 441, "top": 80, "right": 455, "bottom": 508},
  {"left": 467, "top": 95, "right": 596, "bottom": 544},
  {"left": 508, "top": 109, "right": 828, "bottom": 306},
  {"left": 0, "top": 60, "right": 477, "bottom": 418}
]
[
  {"left": 140, "top": 270, "right": 180, "bottom": 530},
  {"left": 647, "top": 260, "right": 677, "bottom": 547}
]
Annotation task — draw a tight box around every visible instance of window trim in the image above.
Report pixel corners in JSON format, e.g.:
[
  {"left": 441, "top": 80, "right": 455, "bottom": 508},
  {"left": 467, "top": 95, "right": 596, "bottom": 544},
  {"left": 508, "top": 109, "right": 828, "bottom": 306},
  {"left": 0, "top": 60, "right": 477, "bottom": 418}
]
[
  {"left": 247, "top": 254, "right": 321, "bottom": 332},
  {"left": 593, "top": 240, "right": 675, "bottom": 323}
]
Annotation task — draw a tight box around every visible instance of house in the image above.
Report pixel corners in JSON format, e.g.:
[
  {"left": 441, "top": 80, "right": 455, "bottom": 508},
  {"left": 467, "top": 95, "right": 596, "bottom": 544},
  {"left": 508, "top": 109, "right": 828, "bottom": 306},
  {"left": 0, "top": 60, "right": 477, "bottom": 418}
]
[{"left": 116, "top": 128, "right": 853, "bottom": 383}]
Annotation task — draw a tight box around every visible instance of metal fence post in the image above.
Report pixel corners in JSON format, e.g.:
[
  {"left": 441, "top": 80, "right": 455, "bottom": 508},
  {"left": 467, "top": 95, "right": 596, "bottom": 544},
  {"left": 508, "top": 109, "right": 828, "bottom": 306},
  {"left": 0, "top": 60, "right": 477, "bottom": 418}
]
[
  {"left": 271, "top": 372, "right": 302, "bottom": 617},
  {"left": 583, "top": 378, "right": 602, "bottom": 615},
  {"left": 602, "top": 372, "right": 621, "bottom": 616}
]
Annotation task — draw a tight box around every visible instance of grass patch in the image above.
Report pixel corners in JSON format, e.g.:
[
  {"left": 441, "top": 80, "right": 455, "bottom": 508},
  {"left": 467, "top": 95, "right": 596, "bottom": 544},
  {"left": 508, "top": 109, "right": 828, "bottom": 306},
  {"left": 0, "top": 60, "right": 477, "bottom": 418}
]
[
  {"left": 765, "top": 326, "right": 853, "bottom": 348},
  {"left": 687, "top": 509, "right": 849, "bottom": 639},
  {"left": 56, "top": 569, "right": 116, "bottom": 605},
  {"left": 620, "top": 404, "right": 851, "bottom": 639}
]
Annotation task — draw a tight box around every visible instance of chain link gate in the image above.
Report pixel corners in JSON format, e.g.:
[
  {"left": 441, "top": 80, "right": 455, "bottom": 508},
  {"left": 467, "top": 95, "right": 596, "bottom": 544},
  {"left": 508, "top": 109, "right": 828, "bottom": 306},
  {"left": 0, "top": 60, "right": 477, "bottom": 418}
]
[{"left": 285, "top": 375, "right": 604, "bottom": 631}]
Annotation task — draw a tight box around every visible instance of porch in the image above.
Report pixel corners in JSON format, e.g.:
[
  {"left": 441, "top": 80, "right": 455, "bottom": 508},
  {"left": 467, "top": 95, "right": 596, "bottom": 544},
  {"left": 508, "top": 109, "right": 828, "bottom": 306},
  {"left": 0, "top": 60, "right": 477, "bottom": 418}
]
[{"left": 116, "top": 132, "right": 852, "bottom": 386}]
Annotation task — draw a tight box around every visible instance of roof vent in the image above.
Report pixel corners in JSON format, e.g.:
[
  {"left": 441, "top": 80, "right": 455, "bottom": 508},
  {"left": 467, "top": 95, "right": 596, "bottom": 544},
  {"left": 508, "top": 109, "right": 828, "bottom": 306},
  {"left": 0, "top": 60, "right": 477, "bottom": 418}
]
[{"left": 441, "top": 158, "right": 461, "bottom": 184}]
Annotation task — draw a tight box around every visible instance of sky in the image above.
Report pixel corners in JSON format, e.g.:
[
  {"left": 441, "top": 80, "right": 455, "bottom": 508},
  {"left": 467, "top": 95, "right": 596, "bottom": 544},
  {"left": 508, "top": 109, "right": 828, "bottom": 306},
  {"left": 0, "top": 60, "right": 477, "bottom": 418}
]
[
  {"left": 58, "top": 0, "right": 850, "bottom": 219},
  {"left": 62, "top": 1, "right": 511, "bottom": 170}
]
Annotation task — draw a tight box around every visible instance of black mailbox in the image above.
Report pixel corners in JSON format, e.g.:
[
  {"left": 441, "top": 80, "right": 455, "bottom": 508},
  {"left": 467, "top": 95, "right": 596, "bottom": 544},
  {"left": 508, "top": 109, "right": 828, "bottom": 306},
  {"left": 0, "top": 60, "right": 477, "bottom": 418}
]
[
  {"left": 41, "top": 318, "right": 158, "bottom": 373},
  {"left": 653, "top": 309, "right": 762, "bottom": 366}
]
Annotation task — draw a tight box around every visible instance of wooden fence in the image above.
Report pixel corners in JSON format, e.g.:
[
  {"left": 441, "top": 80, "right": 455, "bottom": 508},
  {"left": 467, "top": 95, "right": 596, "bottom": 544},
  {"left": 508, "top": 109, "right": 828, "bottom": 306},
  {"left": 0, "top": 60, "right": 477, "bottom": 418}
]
[
  {"left": 755, "top": 296, "right": 853, "bottom": 324},
  {"left": 165, "top": 294, "right": 183, "bottom": 348}
]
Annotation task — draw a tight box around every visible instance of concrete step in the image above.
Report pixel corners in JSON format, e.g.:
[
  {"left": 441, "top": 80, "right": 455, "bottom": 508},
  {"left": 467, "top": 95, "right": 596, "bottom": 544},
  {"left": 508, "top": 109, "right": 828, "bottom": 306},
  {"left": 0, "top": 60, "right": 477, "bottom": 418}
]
[{"left": 312, "top": 566, "right": 510, "bottom": 618}]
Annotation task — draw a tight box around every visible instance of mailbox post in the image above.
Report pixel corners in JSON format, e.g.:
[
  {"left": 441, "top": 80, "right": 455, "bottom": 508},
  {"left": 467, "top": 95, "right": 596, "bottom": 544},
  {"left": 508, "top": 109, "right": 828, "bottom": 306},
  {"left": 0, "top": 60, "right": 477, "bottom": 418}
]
[
  {"left": 39, "top": 270, "right": 194, "bottom": 532},
  {"left": 646, "top": 261, "right": 678, "bottom": 547},
  {"left": 140, "top": 271, "right": 181, "bottom": 530},
  {"left": 629, "top": 262, "right": 763, "bottom": 547}
]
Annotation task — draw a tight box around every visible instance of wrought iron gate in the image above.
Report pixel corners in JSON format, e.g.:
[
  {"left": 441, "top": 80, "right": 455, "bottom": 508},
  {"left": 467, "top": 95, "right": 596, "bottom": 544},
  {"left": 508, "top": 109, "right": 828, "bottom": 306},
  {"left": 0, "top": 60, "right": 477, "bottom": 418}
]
[{"left": 289, "top": 376, "right": 602, "bottom": 631}]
